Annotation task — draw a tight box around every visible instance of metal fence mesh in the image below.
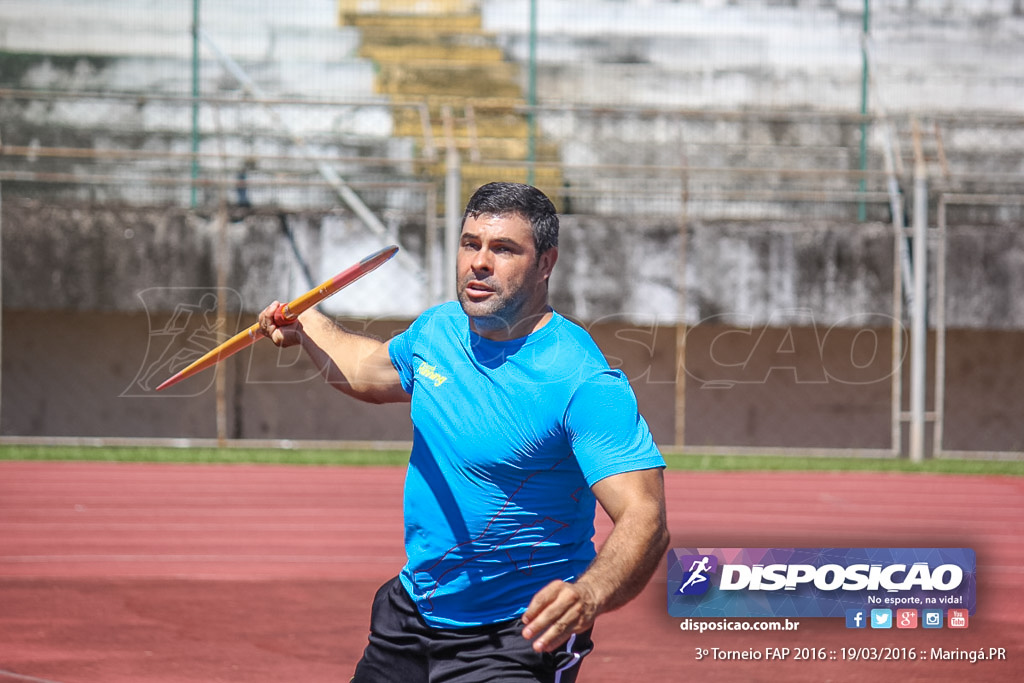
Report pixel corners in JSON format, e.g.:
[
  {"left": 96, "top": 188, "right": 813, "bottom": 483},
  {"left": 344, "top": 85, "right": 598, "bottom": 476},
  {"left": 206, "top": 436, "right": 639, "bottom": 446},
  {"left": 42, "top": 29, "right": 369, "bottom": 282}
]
[{"left": 0, "top": 0, "right": 1021, "bottom": 457}]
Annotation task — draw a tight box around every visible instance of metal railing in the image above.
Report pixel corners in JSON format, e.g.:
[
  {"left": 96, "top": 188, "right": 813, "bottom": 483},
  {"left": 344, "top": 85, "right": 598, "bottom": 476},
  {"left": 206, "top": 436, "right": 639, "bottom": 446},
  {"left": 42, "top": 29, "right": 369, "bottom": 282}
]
[{"left": 1, "top": 90, "right": 1022, "bottom": 458}]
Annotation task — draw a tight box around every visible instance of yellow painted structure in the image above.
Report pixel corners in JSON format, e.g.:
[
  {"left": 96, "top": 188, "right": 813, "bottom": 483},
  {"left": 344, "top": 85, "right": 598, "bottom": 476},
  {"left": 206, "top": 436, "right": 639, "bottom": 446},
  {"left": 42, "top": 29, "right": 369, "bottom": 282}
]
[{"left": 338, "top": 0, "right": 564, "bottom": 207}]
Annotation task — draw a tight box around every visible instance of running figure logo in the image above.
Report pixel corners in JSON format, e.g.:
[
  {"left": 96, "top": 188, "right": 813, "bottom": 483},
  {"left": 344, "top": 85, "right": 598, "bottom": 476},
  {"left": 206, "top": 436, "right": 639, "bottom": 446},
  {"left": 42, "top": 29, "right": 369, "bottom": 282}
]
[
  {"left": 677, "top": 554, "right": 718, "bottom": 595},
  {"left": 122, "top": 287, "right": 243, "bottom": 397}
]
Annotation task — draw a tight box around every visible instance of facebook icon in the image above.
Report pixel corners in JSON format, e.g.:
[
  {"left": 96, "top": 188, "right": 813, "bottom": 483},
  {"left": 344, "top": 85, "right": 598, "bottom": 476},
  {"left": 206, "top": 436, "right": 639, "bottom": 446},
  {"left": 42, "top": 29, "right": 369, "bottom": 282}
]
[{"left": 846, "top": 609, "right": 867, "bottom": 629}]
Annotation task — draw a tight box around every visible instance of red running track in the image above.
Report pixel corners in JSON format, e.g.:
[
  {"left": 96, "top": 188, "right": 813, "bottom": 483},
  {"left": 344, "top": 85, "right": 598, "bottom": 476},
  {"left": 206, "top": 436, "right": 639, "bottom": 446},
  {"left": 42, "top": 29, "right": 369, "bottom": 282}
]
[{"left": 0, "top": 462, "right": 1021, "bottom": 682}]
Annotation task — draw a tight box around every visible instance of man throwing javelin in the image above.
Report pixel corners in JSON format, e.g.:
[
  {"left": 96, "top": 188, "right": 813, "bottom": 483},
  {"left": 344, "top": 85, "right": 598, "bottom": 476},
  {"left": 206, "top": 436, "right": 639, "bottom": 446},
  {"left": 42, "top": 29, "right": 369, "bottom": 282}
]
[{"left": 259, "top": 182, "right": 669, "bottom": 682}]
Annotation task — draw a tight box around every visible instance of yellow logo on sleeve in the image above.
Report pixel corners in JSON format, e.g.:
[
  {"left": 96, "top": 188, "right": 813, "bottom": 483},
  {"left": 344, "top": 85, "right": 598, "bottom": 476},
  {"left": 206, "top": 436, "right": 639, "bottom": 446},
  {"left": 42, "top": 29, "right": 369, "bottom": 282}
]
[{"left": 417, "top": 361, "right": 448, "bottom": 387}]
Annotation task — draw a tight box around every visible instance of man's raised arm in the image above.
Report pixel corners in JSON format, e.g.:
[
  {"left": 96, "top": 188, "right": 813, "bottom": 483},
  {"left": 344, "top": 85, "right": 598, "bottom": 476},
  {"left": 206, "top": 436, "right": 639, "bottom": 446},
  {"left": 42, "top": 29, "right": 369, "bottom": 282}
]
[{"left": 258, "top": 302, "right": 409, "bottom": 405}]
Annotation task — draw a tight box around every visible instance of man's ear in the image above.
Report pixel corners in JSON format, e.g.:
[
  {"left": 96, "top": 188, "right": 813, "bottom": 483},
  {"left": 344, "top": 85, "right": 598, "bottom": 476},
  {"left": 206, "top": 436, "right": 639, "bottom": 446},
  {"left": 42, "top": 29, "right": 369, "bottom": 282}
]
[{"left": 538, "top": 247, "right": 558, "bottom": 281}]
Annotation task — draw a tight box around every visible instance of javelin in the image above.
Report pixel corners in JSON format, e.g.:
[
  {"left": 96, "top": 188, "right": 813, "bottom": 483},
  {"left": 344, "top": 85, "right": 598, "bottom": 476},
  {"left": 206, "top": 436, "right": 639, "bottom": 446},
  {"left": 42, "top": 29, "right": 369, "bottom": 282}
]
[{"left": 155, "top": 244, "right": 399, "bottom": 392}]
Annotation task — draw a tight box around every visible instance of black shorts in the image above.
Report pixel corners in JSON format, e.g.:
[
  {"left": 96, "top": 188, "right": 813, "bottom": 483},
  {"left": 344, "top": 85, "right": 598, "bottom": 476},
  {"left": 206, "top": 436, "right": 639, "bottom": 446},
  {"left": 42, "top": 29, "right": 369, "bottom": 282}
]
[{"left": 352, "top": 576, "right": 594, "bottom": 683}]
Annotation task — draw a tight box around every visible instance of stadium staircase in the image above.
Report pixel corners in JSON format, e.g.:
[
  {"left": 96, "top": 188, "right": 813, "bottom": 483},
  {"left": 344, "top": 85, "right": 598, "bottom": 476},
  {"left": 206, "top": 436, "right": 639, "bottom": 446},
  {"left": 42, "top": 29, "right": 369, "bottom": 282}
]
[{"left": 339, "top": 0, "right": 564, "bottom": 208}]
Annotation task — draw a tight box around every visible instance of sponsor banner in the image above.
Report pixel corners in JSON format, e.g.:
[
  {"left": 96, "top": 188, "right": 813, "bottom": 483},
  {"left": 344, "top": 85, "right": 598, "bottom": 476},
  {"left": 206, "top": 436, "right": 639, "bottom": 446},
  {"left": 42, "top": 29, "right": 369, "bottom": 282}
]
[{"left": 667, "top": 548, "right": 976, "bottom": 618}]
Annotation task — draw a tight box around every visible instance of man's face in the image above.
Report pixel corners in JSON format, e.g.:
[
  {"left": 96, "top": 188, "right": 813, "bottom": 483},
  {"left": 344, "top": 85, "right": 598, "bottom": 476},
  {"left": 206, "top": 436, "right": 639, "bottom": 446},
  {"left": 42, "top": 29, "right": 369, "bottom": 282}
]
[{"left": 456, "top": 212, "right": 557, "bottom": 339}]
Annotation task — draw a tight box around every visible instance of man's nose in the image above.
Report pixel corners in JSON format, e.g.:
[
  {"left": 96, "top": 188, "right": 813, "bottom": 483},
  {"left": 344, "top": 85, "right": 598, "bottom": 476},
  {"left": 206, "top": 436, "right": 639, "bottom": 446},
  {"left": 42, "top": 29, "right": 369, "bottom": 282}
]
[{"left": 471, "top": 248, "right": 493, "bottom": 272}]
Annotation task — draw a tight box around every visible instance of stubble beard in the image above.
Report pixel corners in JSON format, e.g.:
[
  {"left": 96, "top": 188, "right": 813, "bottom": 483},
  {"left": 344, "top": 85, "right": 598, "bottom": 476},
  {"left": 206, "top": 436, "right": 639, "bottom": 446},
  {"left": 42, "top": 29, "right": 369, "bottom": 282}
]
[{"left": 457, "top": 274, "right": 534, "bottom": 336}]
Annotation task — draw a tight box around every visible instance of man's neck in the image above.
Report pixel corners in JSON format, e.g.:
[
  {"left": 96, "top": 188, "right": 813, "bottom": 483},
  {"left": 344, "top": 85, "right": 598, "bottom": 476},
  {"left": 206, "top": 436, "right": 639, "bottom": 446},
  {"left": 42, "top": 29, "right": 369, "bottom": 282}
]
[{"left": 470, "top": 307, "right": 554, "bottom": 342}]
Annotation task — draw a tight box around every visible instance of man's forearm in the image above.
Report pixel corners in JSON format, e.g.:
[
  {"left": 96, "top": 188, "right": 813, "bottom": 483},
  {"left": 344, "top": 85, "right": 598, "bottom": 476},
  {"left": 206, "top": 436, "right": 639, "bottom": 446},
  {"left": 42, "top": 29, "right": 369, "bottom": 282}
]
[
  {"left": 298, "top": 310, "right": 404, "bottom": 403},
  {"left": 267, "top": 307, "right": 407, "bottom": 404},
  {"left": 296, "top": 311, "right": 375, "bottom": 392},
  {"left": 575, "top": 498, "right": 669, "bottom": 614},
  {"left": 520, "top": 473, "right": 669, "bottom": 653}
]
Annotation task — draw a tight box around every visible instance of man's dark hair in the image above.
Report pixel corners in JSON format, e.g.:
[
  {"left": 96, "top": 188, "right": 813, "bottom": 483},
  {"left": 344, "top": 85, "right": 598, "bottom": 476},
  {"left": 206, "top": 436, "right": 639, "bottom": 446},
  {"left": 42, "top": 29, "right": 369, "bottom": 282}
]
[{"left": 462, "top": 182, "right": 559, "bottom": 255}]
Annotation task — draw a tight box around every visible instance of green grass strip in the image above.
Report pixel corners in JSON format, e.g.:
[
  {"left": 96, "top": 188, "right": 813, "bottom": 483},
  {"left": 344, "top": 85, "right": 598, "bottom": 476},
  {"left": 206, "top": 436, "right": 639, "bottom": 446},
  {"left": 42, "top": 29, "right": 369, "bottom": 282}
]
[
  {"left": 1, "top": 445, "right": 1021, "bottom": 476},
  {"left": 662, "top": 453, "right": 1024, "bottom": 476},
  {"left": 0, "top": 445, "right": 410, "bottom": 467}
]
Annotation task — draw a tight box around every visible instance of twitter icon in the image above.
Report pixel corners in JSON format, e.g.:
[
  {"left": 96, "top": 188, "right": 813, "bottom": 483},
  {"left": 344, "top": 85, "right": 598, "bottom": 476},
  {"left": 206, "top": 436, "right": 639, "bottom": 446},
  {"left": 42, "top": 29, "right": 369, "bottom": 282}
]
[{"left": 870, "top": 609, "right": 893, "bottom": 629}]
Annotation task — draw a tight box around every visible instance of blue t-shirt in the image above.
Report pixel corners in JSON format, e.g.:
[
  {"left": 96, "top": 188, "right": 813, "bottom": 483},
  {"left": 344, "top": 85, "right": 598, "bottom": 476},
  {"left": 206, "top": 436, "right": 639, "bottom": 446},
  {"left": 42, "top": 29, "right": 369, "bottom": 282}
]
[{"left": 388, "top": 302, "right": 664, "bottom": 628}]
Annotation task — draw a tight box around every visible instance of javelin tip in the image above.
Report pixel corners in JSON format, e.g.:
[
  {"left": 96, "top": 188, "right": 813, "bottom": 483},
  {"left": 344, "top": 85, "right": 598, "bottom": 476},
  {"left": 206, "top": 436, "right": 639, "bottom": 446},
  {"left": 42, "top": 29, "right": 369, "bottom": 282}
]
[{"left": 155, "top": 374, "right": 183, "bottom": 392}]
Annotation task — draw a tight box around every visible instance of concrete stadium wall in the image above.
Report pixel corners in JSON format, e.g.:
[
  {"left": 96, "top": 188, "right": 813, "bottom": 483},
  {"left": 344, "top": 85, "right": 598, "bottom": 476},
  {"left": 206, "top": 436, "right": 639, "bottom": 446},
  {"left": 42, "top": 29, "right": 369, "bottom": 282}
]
[
  {"left": 2, "top": 200, "right": 1023, "bottom": 451},
  {"left": 3, "top": 310, "right": 1022, "bottom": 452},
  {"left": 485, "top": 0, "right": 1024, "bottom": 114},
  {"left": 0, "top": 200, "right": 425, "bottom": 319},
  {"left": 0, "top": 1, "right": 369, "bottom": 98},
  {"left": 4, "top": 1, "right": 1022, "bottom": 115},
  {"left": 5, "top": 200, "right": 1024, "bottom": 330}
]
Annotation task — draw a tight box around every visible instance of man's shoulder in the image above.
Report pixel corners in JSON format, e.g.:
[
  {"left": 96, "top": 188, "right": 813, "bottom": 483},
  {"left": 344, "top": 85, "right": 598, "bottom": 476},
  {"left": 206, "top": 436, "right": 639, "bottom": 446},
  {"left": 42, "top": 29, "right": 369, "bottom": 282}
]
[
  {"left": 547, "top": 311, "right": 607, "bottom": 361},
  {"left": 391, "top": 302, "right": 464, "bottom": 363},
  {"left": 533, "top": 311, "right": 621, "bottom": 388},
  {"left": 419, "top": 300, "right": 465, "bottom": 321},
  {"left": 406, "top": 301, "right": 465, "bottom": 335}
]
